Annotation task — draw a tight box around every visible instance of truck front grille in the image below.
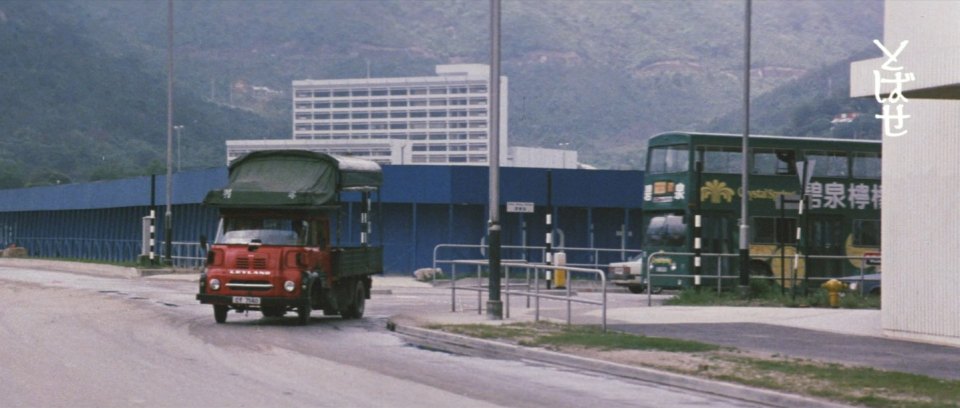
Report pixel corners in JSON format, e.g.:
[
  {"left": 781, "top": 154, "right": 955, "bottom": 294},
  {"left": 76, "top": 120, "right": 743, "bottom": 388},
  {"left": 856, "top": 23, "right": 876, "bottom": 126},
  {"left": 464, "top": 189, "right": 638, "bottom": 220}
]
[
  {"left": 235, "top": 258, "right": 268, "bottom": 269},
  {"left": 225, "top": 280, "right": 272, "bottom": 291}
]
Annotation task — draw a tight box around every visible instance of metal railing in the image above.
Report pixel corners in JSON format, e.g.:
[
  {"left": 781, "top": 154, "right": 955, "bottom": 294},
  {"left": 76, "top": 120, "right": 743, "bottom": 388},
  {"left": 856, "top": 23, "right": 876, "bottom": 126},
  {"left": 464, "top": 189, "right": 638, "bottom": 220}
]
[
  {"left": 7, "top": 237, "right": 205, "bottom": 269},
  {"left": 439, "top": 258, "right": 607, "bottom": 331},
  {"left": 432, "top": 243, "right": 643, "bottom": 274},
  {"left": 643, "top": 250, "right": 881, "bottom": 305}
]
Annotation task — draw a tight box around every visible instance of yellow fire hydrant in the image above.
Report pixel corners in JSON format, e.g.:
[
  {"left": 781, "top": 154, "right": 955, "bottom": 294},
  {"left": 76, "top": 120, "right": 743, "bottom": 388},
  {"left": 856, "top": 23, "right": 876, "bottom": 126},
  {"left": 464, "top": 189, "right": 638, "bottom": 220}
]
[{"left": 822, "top": 279, "right": 846, "bottom": 308}]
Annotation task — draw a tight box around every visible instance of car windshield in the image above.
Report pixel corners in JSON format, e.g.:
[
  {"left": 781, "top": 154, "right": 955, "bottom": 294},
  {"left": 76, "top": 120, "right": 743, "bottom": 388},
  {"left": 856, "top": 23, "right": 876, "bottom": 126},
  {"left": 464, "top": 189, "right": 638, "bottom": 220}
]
[{"left": 217, "top": 218, "right": 309, "bottom": 246}]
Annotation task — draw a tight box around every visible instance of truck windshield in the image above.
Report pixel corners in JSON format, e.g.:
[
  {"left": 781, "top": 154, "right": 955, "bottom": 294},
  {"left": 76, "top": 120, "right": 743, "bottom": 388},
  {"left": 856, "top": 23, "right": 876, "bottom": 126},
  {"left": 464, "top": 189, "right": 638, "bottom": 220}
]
[
  {"left": 218, "top": 218, "right": 309, "bottom": 246},
  {"left": 644, "top": 214, "right": 686, "bottom": 247}
]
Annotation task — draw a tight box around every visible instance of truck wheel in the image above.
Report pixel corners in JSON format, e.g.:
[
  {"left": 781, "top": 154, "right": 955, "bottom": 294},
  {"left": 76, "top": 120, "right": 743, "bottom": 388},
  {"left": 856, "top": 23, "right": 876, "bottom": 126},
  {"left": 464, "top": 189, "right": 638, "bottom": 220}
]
[
  {"left": 214, "top": 305, "right": 228, "bottom": 324},
  {"left": 297, "top": 304, "right": 311, "bottom": 325},
  {"left": 342, "top": 281, "right": 366, "bottom": 319},
  {"left": 627, "top": 285, "right": 646, "bottom": 294}
]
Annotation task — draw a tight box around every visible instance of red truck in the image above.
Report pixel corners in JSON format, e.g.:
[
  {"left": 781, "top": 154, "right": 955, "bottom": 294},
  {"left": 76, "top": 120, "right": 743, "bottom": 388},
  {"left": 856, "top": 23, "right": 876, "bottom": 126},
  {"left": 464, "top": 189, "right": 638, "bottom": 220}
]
[{"left": 196, "top": 150, "right": 383, "bottom": 325}]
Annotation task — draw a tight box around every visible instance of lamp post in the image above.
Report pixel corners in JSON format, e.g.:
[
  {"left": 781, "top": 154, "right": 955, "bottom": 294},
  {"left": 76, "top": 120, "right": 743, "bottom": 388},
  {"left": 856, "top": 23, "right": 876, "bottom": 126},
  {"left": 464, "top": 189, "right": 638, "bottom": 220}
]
[
  {"left": 486, "top": 0, "right": 503, "bottom": 320},
  {"left": 174, "top": 125, "right": 183, "bottom": 172},
  {"left": 164, "top": 0, "right": 174, "bottom": 265}
]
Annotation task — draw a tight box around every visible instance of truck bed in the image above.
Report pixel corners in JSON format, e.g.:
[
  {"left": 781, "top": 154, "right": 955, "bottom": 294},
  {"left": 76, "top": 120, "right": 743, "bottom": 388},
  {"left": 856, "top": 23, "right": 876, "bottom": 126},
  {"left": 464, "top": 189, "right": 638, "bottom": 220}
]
[{"left": 331, "top": 246, "right": 383, "bottom": 277}]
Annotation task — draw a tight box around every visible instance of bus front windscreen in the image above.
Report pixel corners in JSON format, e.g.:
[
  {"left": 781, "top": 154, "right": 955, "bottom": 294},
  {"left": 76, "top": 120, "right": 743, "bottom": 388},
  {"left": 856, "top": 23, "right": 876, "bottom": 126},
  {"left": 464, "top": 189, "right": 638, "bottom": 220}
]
[
  {"left": 647, "top": 145, "right": 689, "bottom": 174},
  {"left": 644, "top": 214, "right": 687, "bottom": 247}
]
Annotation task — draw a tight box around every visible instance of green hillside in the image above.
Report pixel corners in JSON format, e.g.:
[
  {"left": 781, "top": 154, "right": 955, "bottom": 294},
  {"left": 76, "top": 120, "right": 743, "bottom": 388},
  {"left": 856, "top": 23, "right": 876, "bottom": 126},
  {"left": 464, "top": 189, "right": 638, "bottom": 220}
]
[{"left": 0, "top": 0, "right": 883, "bottom": 186}]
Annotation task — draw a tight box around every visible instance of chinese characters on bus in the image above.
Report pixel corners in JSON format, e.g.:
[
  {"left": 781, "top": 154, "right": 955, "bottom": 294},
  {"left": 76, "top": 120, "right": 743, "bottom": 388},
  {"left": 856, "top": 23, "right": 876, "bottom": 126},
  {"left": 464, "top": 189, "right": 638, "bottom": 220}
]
[
  {"left": 873, "top": 39, "right": 914, "bottom": 137},
  {"left": 805, "top": 181, "right": 881, "bottom": 210}
]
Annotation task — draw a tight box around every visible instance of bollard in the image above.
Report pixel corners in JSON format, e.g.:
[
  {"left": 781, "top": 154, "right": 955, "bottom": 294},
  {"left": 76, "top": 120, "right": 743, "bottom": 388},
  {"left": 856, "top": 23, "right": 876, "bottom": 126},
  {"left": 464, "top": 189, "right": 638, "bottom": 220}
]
[{"left": 554, "top": 251, "right": 567, "bottom": 289}]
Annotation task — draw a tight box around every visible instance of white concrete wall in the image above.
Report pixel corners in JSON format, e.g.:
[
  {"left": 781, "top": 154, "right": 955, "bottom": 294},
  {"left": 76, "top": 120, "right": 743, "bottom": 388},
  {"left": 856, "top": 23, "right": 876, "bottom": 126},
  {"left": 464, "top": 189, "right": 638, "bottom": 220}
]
[{"left": 851, "top": 0, "right": 960, "bottom": 346}]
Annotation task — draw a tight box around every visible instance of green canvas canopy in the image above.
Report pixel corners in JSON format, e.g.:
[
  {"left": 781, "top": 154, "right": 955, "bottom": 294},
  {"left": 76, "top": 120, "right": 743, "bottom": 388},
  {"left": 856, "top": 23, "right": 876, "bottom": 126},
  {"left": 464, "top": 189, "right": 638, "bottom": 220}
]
[{"left": 203, "top": 150, "right": 382, "bottom": 208}]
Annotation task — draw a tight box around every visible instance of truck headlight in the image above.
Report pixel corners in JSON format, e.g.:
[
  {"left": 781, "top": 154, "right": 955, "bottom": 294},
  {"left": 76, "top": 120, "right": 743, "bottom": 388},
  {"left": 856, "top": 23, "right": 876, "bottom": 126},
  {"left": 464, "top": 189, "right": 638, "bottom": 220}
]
[
  {"left": 849, "top": 282, "right": 859, "bottom": 291},
  {"left": 210, "top": 278, "right": 221, "bottom": 291},
  {"left": 284, "top": 280, "right": 296, "bottom": 292}
]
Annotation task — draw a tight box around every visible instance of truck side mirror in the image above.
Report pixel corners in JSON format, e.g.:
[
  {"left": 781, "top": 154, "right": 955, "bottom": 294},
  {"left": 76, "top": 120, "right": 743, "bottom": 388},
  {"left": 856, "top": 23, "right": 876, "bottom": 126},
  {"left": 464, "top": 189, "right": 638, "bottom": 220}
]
[{"left": 199, "top": 235, "right": 208, "bottom": 252}]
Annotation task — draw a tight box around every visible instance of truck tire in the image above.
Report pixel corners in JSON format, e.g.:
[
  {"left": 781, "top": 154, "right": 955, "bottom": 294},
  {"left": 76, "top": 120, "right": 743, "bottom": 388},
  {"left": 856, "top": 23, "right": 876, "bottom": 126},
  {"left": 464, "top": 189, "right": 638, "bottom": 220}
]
[
  {"left": 342, "top": 280, "right": 366, "bottom": 319},
  {"left": 214, "top": 305, "right": 228, "bottom": 324}
]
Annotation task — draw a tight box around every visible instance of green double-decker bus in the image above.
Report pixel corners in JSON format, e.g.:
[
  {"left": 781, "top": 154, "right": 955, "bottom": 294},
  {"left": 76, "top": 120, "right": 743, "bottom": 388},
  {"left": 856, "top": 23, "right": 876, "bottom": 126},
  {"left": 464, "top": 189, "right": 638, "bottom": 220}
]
[{"left": 641, "top": 132, "right": 881, "bottom": 290}]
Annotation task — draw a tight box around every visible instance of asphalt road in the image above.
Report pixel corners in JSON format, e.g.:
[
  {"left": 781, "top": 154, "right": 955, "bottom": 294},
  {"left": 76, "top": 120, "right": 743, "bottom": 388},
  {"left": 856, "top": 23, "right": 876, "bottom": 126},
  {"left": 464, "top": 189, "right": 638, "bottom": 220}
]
[{"left": 0, "top": 267, "right": 763, "bottom": 408}]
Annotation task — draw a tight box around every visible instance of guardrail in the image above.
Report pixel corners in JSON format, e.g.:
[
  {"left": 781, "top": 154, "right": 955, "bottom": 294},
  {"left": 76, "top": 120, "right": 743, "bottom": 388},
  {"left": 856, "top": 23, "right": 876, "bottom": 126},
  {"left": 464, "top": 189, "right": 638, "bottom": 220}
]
[
  {"left": 438, "top": 258, "right": 608, "bottom": 331},
  {"left": 643, "top": 250, "right": 880, "bottom": 305},
  {"left": 432, "top": 243, "right": 643, "bottom": 274},
  {"left": 7, "top": 237, "right": 205, "bottom": 269}
]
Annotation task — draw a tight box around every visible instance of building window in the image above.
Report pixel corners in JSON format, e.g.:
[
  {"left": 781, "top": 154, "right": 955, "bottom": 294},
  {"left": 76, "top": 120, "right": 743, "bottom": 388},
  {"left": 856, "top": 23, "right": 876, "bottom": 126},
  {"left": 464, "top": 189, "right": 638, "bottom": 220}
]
[
  {"left": 429, "top": 87, "right": 447, "bottom": 95},
  {"left": 314, "top": 102, "right": 330, "bottom": 109},
  {"left": 390, "top": 100, "right": 408, "bottom": 107},
  {"left": 390, "top": 89, "right": 408, "bottom": 96},
  {"left": 390, "top": 123, "right": 408, "bottom": 130},
  {"left": 372, "top": 133, "right": 388, "bottom": 139},
  {"left": 352, "top": 101, "right": 369, "bottom": 108},
  {"left": 412, "top": 155, "right": 427, "bottom": 163},
  {"left": 352, "top": 112, "right": 369, "bottom": 119},
  {"left": 371, "top": 100, "right": 388, "bottom": 108},
  {"left": 352, "top": 89, "right": 369, "bottom": 97},
  {"left": 469, "top": 97, "right": 487, "bottom": 105},
  {"left": 410, "top": 88, "right": 428, "bottom": 95},
  {"left": 295, "top": 113, "right": 312, "bottom": 120},
  {"left": 429, "top": 110, "right": 447, "bottom": 118},
  {"left": 469, "top": 85, "right": 488, "bottom": 93},
  {"left": 429, "top": 133, "right": 447, "bottom": 140},
  {"left": 410, "top": 100, "right": 428, "bottom": 107},
  {"left": 449, "top": 155, "right": 467, "bottom": 163},
  {"left": 333, "top": 124, "right": 350, "bottom": 131},
  {"left": 429, "top": 156, "right": 447, "bottom": 163},
  {"left": 410, "top": 111, "right": 427, "bottom": 118},
  {"left": 371, "top": 89, "right": 388, "bottom": 96},
  {"left": 333, "top": 90, "right": 350, "bottom": 97},
  {"left": 390, "top": 111, "right": 408, "bottom": 118},
  {"left": 429, "top": 99, "right": 447, "bottom": 106},
  {"left": 351, "top": 123, "right": 369, "bottom": 130},
  {"left": 315, "top": 113, "right": 330, "bottom": 120},
  {"left": 371, "top": 112, "right": 388, "bottom": 119},
  {"left": 314, "top": 124, "right": 330, "bottom": 131},
  {"left": 295, "top": 102, "right": 312, "bottom": 109},
  {"left": 295, "top": 90, "right": 312, "bottom": 98},
  {"left": 410, "top": 133, "right": 427, "bottom": 140},
  {"left": 450, "top": 110, "right": 468, "bottom": 117},
  {"left": 333, "top": 113, "right": 349, "bottom": 120},
  {"left": 469, "top": 109, "right": 487, "bottom": 117},
  {"left": 314, "top": 90, "right": 330, "bottom": 98},
  {"left": 412, "top": 144, "right": 427, "bottom": 152},
  {"left": 333, "top": 101, "right": 349, "bottom": 109}
]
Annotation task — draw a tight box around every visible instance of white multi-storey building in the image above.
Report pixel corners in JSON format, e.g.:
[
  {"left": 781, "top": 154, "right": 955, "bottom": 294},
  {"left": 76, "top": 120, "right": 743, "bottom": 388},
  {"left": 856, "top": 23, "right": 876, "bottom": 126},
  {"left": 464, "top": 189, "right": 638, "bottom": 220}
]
[
  {"left": 289, "top": 64, "right": 508, "bottom": 166},
  {"left": 226, "top": 63, "right": 580, "bottom": 168}
]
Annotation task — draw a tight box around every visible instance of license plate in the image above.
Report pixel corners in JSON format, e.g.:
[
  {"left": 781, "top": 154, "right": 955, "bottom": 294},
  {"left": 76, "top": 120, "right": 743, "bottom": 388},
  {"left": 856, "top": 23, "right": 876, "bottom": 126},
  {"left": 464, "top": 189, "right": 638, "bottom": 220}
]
[
  {"left": 232, "top": 296, "right": 261, "bottom": 305},
  {"left": 655, "top": 266, "right": 668, "bottom": 272}
]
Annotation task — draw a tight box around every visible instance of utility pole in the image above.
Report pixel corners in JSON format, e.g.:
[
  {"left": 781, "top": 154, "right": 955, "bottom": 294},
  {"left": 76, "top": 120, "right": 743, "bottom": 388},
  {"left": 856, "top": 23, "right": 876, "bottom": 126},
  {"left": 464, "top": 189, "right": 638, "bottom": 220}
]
[
  {"left": 165, "top": 0, "right": 174, "bottom": 265},
  {"left": 174, "top": 125, "right": 183, "bottom": 172},
  {"left": 486, "top": 0, "right": 503, "bottom": 320},
  {"left": 739, "top": 0, "right": 753, "bottom": 288}
]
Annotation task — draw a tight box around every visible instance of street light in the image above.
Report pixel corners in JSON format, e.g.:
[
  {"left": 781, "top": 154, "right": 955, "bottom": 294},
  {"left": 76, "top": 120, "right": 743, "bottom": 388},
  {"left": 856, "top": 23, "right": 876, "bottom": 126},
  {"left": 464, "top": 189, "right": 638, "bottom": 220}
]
[{"left": 174, "top": 125, "right": 184, "bottom": 172}]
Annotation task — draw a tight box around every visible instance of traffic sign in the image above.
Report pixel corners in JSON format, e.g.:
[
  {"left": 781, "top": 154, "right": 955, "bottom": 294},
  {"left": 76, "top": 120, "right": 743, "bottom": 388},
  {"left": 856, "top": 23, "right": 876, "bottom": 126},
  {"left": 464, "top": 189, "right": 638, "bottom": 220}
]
[{"left": 506, "top": 201, "right": 534, "bottom": 213}]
